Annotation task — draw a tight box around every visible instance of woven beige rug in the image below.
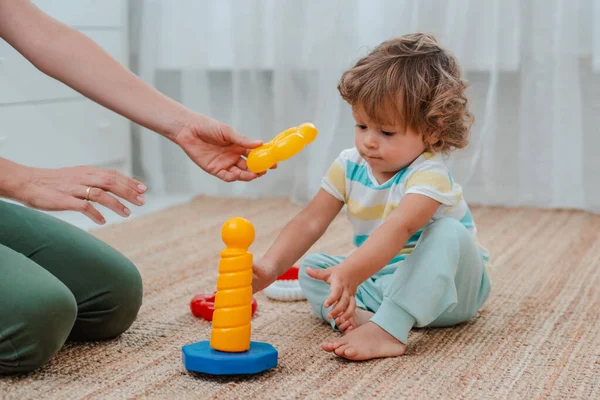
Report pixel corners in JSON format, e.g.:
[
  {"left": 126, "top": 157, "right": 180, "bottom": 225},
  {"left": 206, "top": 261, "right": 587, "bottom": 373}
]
[{"left": 1, "top": 196, "right": 599, "bottom": 399}]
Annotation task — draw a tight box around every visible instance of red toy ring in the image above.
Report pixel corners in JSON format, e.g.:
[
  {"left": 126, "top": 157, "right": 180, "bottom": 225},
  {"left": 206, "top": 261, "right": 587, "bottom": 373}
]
[
  {"left": 190, "top": 292, "right": 258, "bottom": 321},
  {"left": 277, "top": 265, "right": 299, "bottom": 280}
]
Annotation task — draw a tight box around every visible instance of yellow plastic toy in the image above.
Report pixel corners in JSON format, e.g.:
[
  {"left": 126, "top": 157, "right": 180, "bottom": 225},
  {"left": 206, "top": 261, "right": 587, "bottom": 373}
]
[
  {"left": 182, "top": 217, "right": 278, "bottom": 375},
  {"left": 246, "top": 123, "right": 318, "bottom": 173},
  {"left": 211, "top": 217, "right": 255, "bottom": 352}
]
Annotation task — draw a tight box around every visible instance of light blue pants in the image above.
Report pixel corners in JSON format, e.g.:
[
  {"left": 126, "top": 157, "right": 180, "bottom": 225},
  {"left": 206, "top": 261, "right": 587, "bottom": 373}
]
[{"left": 299, "top": 218, "right": 491, "bottom": 344}]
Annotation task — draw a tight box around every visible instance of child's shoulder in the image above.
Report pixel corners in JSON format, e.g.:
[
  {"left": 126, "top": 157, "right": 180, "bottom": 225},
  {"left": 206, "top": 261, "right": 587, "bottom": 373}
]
[
  {"left": 404, "top": 152, "right": 457, "bottom": 189},
  {"left": 404, "top": 152, "right": 462, "bottom": 206}
]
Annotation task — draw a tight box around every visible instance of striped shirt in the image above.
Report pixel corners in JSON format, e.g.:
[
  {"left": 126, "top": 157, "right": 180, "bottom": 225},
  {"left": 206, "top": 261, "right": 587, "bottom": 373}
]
[{"left": 321, "top": 148, "right": 491, "bottom": 273}]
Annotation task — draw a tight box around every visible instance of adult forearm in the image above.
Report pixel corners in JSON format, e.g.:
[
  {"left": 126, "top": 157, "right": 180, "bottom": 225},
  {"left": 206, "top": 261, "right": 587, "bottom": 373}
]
[{"left": 0, "top": 1, "right": 190, "bottom": 140}]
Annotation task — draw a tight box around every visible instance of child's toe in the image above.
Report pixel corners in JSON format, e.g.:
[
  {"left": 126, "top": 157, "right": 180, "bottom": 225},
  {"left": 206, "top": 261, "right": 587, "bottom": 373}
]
[
  {"left": 321, "top": 341, "right": 334, "bottom": 352},
  {"left": 334, "top": 343, "right": 350, "bottom": 357},
  {"left": 343, "top": 347, "right": 359, "bottom": 358},
  {"left": 334, "top": 344, "right": 350, "bottom": 356},
  {"left": 322, "top": 338, "right": 343, "bottom": 352}
]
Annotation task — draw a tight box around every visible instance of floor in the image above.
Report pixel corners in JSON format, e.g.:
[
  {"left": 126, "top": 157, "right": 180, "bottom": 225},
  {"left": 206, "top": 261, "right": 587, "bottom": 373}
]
[{"left": 1, "top": 197, "right": 598, "bottom": 399}]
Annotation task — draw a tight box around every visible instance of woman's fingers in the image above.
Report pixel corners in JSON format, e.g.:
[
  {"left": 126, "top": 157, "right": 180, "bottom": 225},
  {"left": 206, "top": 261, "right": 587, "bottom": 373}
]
[
  {"left": 231, "top": 166, "right": 258, "bottom": 182},
  {"left": 112, "top": 168, "right": 146, "bottom": 194},
  {"left": 83, "top": 186, "right": 130, "bottom": 217},
  {"left": 236, "top": 158, "right": 249, "bottom": 171},
  {"left": 221, "top": 125, "right": 262, "bottom": 149},
  {"left": 61, "top": 196, "right": 105, "bottom": 224},
  {"left": 236, "top": 159, "right": 267, "bottom": 178},
  {"left": 215, "top": 169, "right": 238, "bottom": 182},
  {"left": 86, "top": 169, "right": 146, "bottom": 206}
]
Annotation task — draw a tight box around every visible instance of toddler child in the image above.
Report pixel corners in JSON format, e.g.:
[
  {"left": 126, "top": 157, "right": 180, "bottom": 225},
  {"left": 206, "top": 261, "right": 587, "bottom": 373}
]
[{"left": 252, "top": 33, "right": 492, "bottom": 361}]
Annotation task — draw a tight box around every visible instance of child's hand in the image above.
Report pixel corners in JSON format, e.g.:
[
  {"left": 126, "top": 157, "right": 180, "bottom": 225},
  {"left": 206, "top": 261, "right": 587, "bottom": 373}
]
[
  {"left": 252, "top": 261, "right": 278, "bottom": 294},
  {"left": 306, "top": 266, "right": 358, "bottom": 323}
]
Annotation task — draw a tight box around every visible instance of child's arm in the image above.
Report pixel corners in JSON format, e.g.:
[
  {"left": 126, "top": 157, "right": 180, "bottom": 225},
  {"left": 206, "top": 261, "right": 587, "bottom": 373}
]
[
  {"left": 252, "top": 189, "right": 344, "bottom": 293},
  {"left": 307, "top": 193, "right": 441, "bottom": 321}
]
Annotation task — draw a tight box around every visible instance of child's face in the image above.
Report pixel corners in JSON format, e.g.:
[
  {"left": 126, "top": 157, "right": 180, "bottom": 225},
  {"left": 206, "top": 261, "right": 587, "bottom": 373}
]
[{"left": 353, "top": 107, "right": 426, "bottom": 182}]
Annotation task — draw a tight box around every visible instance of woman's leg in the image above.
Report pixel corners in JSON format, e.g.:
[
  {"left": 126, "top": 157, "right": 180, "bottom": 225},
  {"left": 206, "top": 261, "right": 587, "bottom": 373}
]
[
  {"left": 0, "top": 201, "right": 143, "bottom": 343},
  {"left": 0, "top": 244, "right": 77, "bottom": 374}
]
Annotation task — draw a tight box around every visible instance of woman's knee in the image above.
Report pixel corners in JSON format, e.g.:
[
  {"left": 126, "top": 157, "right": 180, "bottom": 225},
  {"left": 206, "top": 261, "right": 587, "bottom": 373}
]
[
  {"left": 70, "top": 256, "right": 143, "bottom": 341},
  {"left": 1, "top": 287, "right": 77, "bottom": 374},
  {"left": 104, "top": 257, "right": 143, "bottom": 336}
]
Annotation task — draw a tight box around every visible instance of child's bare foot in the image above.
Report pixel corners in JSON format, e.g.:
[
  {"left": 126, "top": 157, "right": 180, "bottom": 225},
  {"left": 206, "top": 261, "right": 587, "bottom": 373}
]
[
  {"left": 321, "top": 322, "right": 406, "bottom": 361},
  {"left": 335, "top": 308, "right": 374, "bottom": 333}
]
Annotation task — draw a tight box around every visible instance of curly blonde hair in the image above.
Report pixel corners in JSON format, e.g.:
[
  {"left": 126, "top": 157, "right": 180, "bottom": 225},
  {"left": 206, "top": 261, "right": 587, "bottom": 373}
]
[{"left": 338, "top": 33, "right": 473, "bottom": 152}]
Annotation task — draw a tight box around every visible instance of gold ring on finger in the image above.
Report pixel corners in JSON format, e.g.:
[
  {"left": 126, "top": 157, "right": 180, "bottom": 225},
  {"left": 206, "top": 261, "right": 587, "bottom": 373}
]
[{"left": 86, "top": 186, "right": 94, "bottom": 201}]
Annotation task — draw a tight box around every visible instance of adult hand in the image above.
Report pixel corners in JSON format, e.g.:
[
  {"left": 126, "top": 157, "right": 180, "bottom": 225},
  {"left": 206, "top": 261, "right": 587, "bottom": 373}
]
[
  {"left": 13, "top": 165, "right": 146, "bottom": 225},
  {"left": 174, "top": 113, "right": 275, "bottom": 183},
  {"left": 0, "top": 2, "right": 275, "bottom": 185}
]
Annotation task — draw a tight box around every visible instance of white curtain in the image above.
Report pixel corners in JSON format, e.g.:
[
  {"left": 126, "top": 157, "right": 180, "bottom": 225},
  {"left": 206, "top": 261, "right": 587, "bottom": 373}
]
[{"left": 130, "top": 0, "right": 600, "bottom": 211}]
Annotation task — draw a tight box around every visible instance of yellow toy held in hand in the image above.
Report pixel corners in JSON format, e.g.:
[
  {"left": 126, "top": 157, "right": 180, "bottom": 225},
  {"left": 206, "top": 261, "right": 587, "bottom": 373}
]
[{"left": 246, "top": 123, "right": 318, "bottom": 173}]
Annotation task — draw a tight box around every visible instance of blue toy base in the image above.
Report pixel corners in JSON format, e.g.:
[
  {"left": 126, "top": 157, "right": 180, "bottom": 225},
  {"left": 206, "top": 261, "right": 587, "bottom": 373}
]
[{"left": 182, "top": 341, "right": 278, "bottom": 375}]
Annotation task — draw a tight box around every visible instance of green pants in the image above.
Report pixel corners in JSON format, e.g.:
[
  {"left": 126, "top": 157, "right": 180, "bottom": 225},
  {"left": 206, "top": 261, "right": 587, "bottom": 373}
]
[
  {"left": 299, "top": 218, "right": 491, "bottom": 344},
  {"left": 0, "top": 200, "right": 143, "bottom": 374}
]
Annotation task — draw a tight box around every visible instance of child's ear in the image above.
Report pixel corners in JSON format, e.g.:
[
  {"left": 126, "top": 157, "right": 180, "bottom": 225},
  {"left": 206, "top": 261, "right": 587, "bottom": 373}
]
[{"left": 425, "top": 134, "right": 440, "bottom": 145}]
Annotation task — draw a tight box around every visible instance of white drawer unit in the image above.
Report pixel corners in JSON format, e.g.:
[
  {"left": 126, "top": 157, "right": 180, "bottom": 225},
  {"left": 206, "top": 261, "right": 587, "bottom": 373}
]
[
  {"left": 0, "top": 30, "right": 126, "bottom": 105},
  {"left": 33, "top": 0, "right": 125, "bottom": 28},
  {"left": 0, "top": 100, "right": 129, "bottom": 169},
  {"left": 0, "top": 1, "right": 132, "bottom": 176}
]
